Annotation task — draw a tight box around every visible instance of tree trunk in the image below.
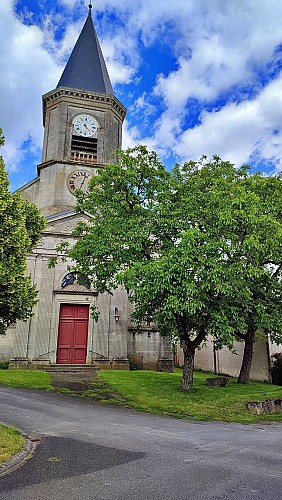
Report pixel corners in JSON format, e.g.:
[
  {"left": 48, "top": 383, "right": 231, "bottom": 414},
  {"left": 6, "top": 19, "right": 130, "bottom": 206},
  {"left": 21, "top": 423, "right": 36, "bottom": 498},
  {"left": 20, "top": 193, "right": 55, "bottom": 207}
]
[
  {"left": 237, "top": 327, "right": 256, "bottom": 384},
  {"left": 180, "top": 338, "right": 195, "bottom": 390}
]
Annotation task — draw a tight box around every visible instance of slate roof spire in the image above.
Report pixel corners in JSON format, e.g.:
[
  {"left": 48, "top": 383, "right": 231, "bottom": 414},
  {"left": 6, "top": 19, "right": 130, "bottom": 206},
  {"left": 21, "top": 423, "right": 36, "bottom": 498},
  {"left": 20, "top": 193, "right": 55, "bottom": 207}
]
[{"left": 57, "top": 2, "right": 113, "bottom": 95}]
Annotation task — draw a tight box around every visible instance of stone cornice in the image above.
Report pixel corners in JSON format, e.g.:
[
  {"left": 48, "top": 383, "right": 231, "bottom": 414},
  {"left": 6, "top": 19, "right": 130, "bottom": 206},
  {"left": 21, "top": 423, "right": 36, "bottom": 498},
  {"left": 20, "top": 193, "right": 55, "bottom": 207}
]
[
  {"left": 37, "top": 158, "right": 104, "bottom": 174},
  {"left": 42, "top": 87, "right": 127, "bottom": 124},
  {"left": 53, "top": 289, "right": 97, "bottom": 296}
]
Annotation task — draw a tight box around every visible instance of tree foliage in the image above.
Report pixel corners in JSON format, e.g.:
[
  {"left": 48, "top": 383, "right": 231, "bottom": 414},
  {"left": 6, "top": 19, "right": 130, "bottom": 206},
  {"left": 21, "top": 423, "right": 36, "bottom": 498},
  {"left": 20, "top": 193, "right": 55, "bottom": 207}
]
[
  {"left": 171, "top": 157, "right": 282, "bottom": 385},
  {"left": 57, "top": 146, "right": 282, "bottom": 389},
  {"left": 0, "top": 128, "right": 46, "bottom": 334}
]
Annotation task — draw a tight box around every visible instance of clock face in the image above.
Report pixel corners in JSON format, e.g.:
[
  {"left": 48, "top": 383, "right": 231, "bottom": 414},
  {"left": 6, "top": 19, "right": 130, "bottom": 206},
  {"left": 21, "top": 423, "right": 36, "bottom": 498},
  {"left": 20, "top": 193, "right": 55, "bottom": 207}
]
[
  {"left": 73, "top": 114, "right": 98, "bottom": 137},
  {"left": 67, "top": 170, "right": 92, "bottom": 194}
]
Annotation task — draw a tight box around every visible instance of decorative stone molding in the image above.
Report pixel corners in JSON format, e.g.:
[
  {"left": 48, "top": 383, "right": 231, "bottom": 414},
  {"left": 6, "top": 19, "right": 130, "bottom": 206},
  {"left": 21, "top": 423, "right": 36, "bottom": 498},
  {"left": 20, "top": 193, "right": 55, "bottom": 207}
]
[
  {"left": 43, "top": 87, "right": 126, "bottom": 123},
  {"left": 70, "top": 151, "right": 97, "bottom": 163},
  {"left": 62, "top": 283, "right": 90, "bottom": 292},
  {"left": 128, "top": 323, "right": 159, "bottom": 332}
]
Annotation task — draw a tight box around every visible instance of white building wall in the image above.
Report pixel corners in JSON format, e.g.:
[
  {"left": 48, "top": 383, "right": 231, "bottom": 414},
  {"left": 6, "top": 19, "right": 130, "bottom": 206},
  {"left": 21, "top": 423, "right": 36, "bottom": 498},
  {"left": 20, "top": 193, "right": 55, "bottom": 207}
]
[{"left": 177, "top": 334, "right": 271, "bottom": 382}]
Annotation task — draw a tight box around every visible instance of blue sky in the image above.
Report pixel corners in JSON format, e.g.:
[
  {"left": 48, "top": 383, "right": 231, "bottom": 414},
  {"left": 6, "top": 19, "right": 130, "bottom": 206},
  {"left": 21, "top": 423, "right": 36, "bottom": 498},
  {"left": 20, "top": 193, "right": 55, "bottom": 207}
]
[{"left": 1, "top": 0, "right": 282, "bottom": 191}]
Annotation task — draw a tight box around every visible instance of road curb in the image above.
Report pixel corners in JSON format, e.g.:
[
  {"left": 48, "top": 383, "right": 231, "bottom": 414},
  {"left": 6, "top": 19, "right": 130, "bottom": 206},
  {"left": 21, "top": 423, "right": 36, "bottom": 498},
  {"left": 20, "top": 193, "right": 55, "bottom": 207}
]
[{"left": 0, "top": 432, "right": 40, "bottom": 477}]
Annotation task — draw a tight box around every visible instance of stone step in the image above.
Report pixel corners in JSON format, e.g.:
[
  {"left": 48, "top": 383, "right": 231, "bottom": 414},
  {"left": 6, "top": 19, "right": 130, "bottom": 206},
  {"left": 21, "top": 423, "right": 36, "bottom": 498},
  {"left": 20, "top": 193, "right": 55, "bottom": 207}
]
[{"left": 43, "top": 364, "right": 100, "bottom": 373}]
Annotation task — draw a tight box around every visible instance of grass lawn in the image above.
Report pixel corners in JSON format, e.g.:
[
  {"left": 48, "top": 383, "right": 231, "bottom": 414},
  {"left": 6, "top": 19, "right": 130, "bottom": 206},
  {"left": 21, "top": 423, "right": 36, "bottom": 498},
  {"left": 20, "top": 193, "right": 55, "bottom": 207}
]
[
  {"left": 0, "top": 368, "right": 281, "bottom": 423},
  {"left": 0, "top": 424, "right": 24, "bottom": 464},
  {"left": 99, "top": 369, "right": 282, "bottom": 423},
  {"left": 0, "top": 369, "right": 52, "bottom": 390}
]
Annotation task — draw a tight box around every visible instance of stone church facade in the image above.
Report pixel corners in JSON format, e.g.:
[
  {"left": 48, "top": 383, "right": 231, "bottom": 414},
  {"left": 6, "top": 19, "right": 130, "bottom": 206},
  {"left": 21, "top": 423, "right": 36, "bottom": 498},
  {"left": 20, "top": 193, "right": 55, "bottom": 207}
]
[
  {"left": 2, "top": 6, "right": 279, "bottom": 381},
  {"left": 1, "top": 6, "right": 172, "bottom": 371}
]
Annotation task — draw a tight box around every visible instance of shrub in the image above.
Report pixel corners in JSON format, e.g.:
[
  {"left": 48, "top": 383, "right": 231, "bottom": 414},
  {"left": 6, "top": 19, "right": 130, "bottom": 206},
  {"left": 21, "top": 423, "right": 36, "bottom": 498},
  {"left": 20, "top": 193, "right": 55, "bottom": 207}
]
[
  {"left": 271, "top": 353, "right": 282, "bottom": 385},
  {"left": 0, "top": 361, "right": 9, "bottom": 370}
]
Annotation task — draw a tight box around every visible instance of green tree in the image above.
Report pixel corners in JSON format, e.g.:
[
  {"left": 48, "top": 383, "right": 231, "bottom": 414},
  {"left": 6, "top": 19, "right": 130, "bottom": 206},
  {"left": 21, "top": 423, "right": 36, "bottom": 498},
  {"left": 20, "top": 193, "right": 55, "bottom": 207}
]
[
  {"left": 56, "top": 147, "right": 282, "bottom": 389},
  {"left": 0, "top": 128, "right": 46, "bottom": 334},
  {"left": 172, "top": 157, "right": 282, "bottom": 385},
  {"left": 227, "top": 172, "right": 282, "bottom": 383}
]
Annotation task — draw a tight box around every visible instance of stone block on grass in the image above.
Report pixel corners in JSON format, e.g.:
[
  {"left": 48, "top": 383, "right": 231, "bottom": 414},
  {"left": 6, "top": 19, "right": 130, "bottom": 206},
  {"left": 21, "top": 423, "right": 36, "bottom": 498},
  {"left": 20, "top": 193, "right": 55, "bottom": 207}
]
[{"left": 206, "top": 377, "right": 229, "bottom": 387}]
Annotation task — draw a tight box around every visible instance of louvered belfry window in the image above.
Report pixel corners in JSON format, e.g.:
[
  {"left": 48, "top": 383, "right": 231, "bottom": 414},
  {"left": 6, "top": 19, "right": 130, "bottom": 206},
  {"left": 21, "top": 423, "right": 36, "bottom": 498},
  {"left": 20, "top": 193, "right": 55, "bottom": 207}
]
[
  {"left": 71, "top": 134, "right": 97, "bottom": 154},
  {"left": 71, "top": 135, "right": 97, "bottom": 163}
]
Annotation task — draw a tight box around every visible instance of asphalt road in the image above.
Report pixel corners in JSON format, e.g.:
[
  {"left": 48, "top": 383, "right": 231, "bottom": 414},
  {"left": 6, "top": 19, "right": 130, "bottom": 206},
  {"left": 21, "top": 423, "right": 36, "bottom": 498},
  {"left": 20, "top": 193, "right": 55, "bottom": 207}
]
[{"left": 0, "top": 388, "right": 281, "bottom": 500}]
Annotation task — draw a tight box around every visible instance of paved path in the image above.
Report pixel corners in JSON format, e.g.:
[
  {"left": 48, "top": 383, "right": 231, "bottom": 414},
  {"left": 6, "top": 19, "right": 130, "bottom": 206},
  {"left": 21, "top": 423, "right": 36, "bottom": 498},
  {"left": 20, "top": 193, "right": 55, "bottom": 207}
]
[{"left": 0, "top": 388, "right": 281, "bottom": 500}]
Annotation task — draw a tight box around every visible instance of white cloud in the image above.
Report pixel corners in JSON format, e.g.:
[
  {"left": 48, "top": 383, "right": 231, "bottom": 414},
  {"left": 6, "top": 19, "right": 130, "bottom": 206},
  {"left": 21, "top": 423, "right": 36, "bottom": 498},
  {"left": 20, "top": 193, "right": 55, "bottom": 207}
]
[
  {"left": 0, "top": 0, "right": 138, "bottom": 174},
  {"left": 0, "top": 0, "right": 62, "bottom": 172},
  {"left": 173, "top": 75, "right": 282, "bottom": 170},
  {"left": 1, "top": 0, "right": 282, "bottom": 180},
  {"left": 122, "top": 120, "right": 141, "bottom": 150},
  {"left": 123, "top": 0, "right": 282, "bottom": 170},
  {"left": 102, "top": 35, "right": 139, "bottom": 86},
  {"left": 58, "top": 0, "right": 79, "bottom": 7},
  {"left": 150, "top": 0, "right": 282, "bottom": 108}
]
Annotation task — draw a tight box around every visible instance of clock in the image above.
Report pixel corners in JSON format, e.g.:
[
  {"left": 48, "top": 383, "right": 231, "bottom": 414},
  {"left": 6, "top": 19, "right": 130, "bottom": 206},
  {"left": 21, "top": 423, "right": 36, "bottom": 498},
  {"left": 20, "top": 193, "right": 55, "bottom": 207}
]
[
  {"left": 73, "top": 114, "right": 98, "bottom": 137},
  {"left": 67, "top": 170, "right": 92, "bottom": 194}
]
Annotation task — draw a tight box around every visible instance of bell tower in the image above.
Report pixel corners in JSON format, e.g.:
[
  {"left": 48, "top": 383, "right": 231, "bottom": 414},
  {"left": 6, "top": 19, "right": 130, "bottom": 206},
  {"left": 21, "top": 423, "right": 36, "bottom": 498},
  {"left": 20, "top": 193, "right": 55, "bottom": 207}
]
[
  {"left": 35, "top": 4, "right": 126, "bottom": 216},
  {"left": 7, "top": 3, "right": 173, "bottom": 373}
]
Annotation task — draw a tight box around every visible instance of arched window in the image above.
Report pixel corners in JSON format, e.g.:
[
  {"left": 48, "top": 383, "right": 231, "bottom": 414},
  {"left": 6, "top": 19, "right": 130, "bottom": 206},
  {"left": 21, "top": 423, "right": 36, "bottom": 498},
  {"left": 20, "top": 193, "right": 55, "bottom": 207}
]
[{"left": 61, "top": 272, "right": 91, "bottom": 290}]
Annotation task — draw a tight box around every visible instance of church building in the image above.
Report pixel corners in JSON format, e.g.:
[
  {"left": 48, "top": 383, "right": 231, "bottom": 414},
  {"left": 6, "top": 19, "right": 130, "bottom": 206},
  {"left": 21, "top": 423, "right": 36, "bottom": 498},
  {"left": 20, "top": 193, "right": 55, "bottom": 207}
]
[{"left": 1, "top": 5, "right": 173, "bottom": 371}]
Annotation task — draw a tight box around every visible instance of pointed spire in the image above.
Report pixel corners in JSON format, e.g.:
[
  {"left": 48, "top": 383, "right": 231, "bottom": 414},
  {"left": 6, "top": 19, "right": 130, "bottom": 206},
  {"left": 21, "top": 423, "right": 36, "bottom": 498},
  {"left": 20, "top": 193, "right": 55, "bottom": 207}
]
[{"left": 57, "top": 4, "right": 113, "bottom": 95}]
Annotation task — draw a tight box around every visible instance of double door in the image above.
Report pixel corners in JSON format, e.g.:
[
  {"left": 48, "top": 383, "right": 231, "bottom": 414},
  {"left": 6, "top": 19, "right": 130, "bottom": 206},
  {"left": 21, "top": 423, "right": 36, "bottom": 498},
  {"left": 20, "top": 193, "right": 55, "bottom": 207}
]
[{"left": 57, "top": 304, "right": 89, "bottom": 364}]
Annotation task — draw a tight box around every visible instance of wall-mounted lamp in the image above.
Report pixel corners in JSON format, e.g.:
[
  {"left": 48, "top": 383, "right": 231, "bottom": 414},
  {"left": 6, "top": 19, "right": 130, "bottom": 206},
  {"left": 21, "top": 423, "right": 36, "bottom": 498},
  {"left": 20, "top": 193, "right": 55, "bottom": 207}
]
[{"left": 114, "top": 307, "right": 120, "bottom": 324}]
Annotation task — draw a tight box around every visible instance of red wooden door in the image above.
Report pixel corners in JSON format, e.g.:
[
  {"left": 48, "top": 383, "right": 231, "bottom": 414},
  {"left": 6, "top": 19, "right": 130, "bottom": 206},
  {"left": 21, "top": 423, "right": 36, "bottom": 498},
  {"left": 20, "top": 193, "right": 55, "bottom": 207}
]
[{"left": 57, "top": 304, "right": 89, "bottom": 364}]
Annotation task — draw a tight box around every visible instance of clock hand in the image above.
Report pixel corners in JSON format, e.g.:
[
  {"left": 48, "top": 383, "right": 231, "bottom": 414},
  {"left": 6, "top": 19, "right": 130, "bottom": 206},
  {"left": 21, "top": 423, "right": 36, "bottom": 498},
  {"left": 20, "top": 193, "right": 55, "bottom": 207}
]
[{"left": 80, "top": 176, "right": 87, "bottom": 189}]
